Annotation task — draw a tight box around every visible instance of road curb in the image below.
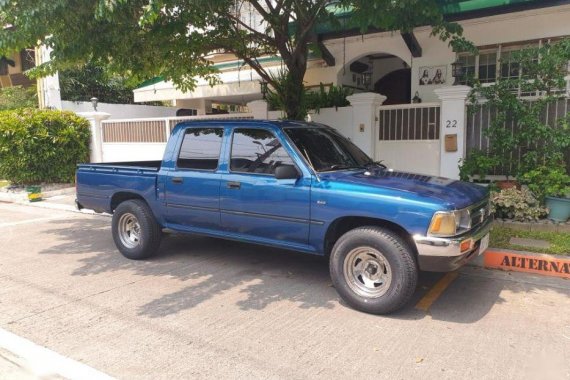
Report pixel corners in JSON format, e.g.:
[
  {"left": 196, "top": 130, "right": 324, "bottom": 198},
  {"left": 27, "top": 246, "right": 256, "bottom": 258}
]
[
  {"left": 0, "top": 186, "right": 75, "bottom": 203},
  {"left": 0, "top": 194, "right": 109, "bottom": 217},
  {"left": 468, "top": 249, "right": 570, "bottom": 279}
]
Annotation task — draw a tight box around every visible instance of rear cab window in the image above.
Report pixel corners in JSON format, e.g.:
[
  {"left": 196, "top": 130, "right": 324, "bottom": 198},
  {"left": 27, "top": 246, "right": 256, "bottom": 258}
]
[{"left": 177, "top": 128, "right": 224, "bottom": 170}]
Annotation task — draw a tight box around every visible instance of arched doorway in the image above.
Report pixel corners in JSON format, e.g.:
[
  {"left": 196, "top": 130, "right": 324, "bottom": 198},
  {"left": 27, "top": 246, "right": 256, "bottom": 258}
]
[
  {"left": 374, "top": 68, "right": 411, "bottom": 105},
  {"left": 338, "top": 53, "right": 411, "bottom": 105}
]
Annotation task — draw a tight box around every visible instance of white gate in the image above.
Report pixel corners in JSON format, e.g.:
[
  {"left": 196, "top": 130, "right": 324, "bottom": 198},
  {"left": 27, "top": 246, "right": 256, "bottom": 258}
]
[{"left": 376, "top": 103, "right": 441, "bottom": 176}]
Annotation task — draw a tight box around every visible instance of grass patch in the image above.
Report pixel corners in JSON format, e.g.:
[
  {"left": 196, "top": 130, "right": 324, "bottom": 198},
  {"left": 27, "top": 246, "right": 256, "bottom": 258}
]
[
  {"left": 490, "top": 225, "right": 570, "bottom": 256},
  {"left": 0, "top": 180, "right": 9, "bottom": 188}
]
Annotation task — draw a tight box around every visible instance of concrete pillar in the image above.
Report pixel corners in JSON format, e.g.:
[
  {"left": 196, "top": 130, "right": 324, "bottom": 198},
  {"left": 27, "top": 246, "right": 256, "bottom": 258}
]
[
  {"left": 36, "top": 46, "right": 62, "bottom": 110},
  {"left": 247, "top": 100, "right": 269, "bottom": 120},
  {"left": 346, "top": 92, "right": 387, "bottom": 158},
  {"left": 434, "top": 85, "right": 471, "bottom": 180},
  {"left": 77, "top": 112, "right": 111, "bottom": 163}
]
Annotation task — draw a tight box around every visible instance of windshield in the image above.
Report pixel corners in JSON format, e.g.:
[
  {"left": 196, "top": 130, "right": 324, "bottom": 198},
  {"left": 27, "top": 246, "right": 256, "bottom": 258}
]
[{"left": 284, "top": 127, "right": 373, "bottom": 172}]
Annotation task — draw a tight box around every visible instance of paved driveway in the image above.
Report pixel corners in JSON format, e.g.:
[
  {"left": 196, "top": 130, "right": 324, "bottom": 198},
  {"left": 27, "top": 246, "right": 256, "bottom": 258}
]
[{"left": 0, "top": 202, "right": 569, "bottom": 379}]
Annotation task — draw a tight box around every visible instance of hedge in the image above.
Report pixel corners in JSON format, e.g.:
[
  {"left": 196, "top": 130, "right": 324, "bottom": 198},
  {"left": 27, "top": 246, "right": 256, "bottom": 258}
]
[{"left": 0, "top": 109, "right": 90, "bottom": 184}]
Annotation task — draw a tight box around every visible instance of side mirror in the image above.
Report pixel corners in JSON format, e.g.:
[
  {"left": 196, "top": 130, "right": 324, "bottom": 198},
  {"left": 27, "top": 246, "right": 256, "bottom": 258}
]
[{"left": 274, "top": 164, "right": 299, "bottom": 180}]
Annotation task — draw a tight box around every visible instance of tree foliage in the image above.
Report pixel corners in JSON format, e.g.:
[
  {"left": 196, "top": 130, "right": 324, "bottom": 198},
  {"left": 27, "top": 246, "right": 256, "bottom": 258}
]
[
  {"left": 463, "top": 39, "right": 570, "bottom": 185},
  {"left": 59, "top": 62, "right": 137, "bottom": 103},
  {"left": 0, "top": 0, "right": 472, "bottom": 119}
]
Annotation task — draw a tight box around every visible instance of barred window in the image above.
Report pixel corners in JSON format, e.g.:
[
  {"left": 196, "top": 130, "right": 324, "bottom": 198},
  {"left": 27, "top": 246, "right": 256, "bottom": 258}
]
[{"left": 456, "top": 39, "right": 568, "bottom": 97}]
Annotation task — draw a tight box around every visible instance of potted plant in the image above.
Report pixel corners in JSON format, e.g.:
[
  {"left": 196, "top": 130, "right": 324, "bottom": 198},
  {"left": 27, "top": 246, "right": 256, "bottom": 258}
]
[{"left": 521, "top": 165, "right": 570, "bottom": 222}]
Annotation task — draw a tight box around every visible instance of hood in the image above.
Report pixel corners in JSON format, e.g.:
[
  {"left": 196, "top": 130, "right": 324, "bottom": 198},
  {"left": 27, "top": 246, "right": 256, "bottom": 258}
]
[{"left": 321, "top": 169, "right": 488, "bottom": 210}]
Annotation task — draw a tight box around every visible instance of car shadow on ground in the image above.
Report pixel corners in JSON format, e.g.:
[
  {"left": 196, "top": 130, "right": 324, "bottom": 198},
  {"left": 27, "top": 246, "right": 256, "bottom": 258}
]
[{"left": 39, "top": 217, "right": 570, "bottom": 323}]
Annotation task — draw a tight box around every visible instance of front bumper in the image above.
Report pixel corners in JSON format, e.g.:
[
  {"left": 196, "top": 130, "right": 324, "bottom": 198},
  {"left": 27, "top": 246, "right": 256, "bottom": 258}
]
[{"left": 413, "top": 216, "right": 493, "bottom": 272}]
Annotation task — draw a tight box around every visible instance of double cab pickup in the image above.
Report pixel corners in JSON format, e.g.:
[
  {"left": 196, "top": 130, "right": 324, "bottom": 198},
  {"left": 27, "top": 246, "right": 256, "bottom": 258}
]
[{"left": 76, "top": 120, "right": 492, "bottom": 314}]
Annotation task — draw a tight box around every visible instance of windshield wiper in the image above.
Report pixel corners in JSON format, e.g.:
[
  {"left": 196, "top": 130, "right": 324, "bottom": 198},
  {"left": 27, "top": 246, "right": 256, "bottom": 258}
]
[
  {"left": 363, "top": 161, "right": 387, "bottom": 170},
  {"left": 322, "top": 164, "right": 364, "bottom": 172}
]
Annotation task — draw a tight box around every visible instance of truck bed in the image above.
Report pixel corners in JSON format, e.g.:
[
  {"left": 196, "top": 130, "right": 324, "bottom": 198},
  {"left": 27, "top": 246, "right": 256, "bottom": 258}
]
[
  {"left": 79, "top": 161, "right": 162, "bottom": 171},
  {"left": 76, "top": 161, "right": 162, "bottom": 214}
]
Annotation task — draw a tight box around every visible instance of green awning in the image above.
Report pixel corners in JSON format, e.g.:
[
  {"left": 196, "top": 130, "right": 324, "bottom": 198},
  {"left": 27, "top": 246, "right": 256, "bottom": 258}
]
[
  {"left": 310, "top": 0, "right": 552, "bottom": 35},
  {"left": 439, "top": 0, "right": 541, "bottom": 14}
]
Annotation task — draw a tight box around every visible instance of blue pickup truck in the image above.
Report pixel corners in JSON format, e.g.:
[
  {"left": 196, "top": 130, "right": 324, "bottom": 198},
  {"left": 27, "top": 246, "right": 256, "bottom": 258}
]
[{"left": 76, "top": 120, "right": 492, "bottom": 314}]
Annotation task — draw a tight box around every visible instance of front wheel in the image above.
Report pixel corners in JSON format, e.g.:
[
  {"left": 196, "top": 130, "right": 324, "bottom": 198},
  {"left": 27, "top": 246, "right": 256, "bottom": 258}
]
[
  {"left": 112, "top": 199, "right": 162, "bottom": 260},
  {"left": 329, "top": 227, "right": 418, "bottom": 314}
]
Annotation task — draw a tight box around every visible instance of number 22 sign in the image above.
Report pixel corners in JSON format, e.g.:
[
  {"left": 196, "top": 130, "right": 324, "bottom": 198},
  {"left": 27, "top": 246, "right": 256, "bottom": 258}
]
[{"left": 445, "top": 120, "right": 457, "bottom": 128}]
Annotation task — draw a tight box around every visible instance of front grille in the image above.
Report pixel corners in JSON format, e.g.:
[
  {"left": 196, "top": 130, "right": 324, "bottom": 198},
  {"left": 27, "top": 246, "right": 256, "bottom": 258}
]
[{"left": 469, "top": 199, "right": 491, "bottom": 228}]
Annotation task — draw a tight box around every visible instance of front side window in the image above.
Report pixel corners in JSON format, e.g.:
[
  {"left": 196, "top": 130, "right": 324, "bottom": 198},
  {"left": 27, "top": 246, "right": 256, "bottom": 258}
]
[
  {"left": 230, "top": 128, "right": 294, "bottom": 175},
  {"left": 284, "top": 128, "right": 373, "bottom": 172},
  {"left": 177, "top": 128, "right": 223, "bottom": 170}
]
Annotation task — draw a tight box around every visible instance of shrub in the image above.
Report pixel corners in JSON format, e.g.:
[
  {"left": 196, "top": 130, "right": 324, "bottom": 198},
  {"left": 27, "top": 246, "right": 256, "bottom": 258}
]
[
  {"left": 462, "top": 39, "right": 570, "bottom": 180},
  {"left": 0, "top": 109, "right": 90, "bottom": 184},
  {"left": 520, "top": 164, "right": 570, "bottom": 201},
  {"left": 306, "top": 83, "right": 352, "bottom": 113},
  {"left": 266, "top": 71, "right": 352, "bottom": 119},
  {"left": 458, "top": 149, "right": 499, "bottom": 182},
  {"left": 490, "top": 187, "right": 548, "bottom": 221},
  {"left": 0, "top": 85, "right": 38, "bottom": 110}
]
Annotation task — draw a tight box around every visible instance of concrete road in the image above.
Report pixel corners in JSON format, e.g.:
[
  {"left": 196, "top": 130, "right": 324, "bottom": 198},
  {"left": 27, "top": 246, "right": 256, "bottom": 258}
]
[{"left": 0, "top": 202, "right": 569, "bottom": 379}]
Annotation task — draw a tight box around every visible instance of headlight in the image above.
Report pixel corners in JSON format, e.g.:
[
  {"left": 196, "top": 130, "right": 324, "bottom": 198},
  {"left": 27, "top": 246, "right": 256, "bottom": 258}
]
[
  {"left": 428, "top": 209, "right": 471, "bottom": 237},
  {"left": 428, "top": 212, "right": 457, "bottom": 236}
]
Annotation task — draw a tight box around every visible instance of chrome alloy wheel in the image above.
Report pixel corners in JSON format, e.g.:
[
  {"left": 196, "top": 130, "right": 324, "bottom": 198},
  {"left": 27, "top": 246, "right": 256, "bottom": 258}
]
[
  {"left": 117, "top": 213, "right": 142, "bottom": 249},
  {"left": 343, "top": 247, "right": 392, "bottom": 298}
]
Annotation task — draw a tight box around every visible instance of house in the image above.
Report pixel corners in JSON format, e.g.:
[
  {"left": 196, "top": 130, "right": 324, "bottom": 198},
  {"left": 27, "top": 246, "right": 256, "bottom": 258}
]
[
  {"left": 90, "top": 0, "right": 570, "bottom": 177},
  {"left": 0, "top": 49, "right": 35, "bottom": 89},
  {"left": 132, "top": 0, "right": 570, "bottom": 113},
  {"left": 0, "top": 40, "right": 61, "bottom": 109}
]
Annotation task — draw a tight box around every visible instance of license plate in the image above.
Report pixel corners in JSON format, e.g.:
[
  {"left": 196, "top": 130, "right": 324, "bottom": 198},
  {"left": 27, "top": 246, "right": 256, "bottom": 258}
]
[{"left": 479, "top": 233, "right": 490, "bottom": 255}]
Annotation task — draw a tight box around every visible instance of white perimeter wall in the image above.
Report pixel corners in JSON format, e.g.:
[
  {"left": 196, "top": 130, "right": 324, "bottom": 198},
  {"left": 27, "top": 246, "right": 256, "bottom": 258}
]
[
  {"left": 62, "top": 101, "right": 177, "bottom": 119},
  {"left": 102, "top": 143, "right": 167, "bottom": 162},
  {"left": 310, "top": 107, "right": 355, "bottom": 141},
  {"left": 97, "top": 104, "right": 442, "bottom": 176}
]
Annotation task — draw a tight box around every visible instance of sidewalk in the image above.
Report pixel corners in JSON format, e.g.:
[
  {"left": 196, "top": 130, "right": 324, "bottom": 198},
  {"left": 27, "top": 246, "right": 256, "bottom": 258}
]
[
  {"left": 0, "top": 328, "right": 113, "bottom": 380},
  {"left": 0, "top": 348, "right": 36, "bottom": 380}
]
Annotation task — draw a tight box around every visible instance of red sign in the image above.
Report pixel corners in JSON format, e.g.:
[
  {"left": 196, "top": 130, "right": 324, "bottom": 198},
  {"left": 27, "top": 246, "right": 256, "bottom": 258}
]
[{"left": 484, "top": 250, "right": 570, "bottom": 279}]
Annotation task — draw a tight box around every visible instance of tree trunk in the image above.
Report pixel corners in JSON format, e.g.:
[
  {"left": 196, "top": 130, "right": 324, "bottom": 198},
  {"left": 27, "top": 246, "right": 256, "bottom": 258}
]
[{"left": 282, "top": 46, "right": 308, "bottom": 120}]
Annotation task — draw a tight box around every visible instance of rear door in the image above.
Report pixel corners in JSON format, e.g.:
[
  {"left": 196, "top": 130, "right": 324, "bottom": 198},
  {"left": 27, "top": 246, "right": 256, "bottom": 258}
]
[
  {"left": 165, "top": 127, "right": 224, "bottom": 230},
  {"left": 220, "top": 127, "right": 311, "bottom": 246}
]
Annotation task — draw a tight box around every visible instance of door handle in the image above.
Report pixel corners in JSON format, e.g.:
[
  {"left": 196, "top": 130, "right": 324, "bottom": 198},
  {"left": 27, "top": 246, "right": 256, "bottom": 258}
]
[
  {"left": 171, "top": 177, "right": 184, "bottom": 184},
  {"left": 226, "top": 181, "right": 241, "bottom": 189}
]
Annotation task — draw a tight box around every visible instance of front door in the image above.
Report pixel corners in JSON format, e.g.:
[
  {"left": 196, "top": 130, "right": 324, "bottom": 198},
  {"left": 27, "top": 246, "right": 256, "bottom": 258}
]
[
  {"left": 165, "top": 127, "right": 224, "bottom": 230},
  {"left": 220, "top": 127, "right": 311, "bottom": 246}
]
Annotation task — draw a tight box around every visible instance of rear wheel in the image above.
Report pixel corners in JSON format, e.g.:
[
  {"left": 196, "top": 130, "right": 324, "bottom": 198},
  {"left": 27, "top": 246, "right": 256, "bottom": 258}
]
[
  {"left": 112, "top": 199, "right": 162, "bottom": 260},
  {"left": 329, "top": 227, "right": 418, "bottom": 314}
]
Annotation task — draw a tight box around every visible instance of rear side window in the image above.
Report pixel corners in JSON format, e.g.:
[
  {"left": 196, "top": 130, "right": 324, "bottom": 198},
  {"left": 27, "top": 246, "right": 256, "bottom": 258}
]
[
  {"left": 230, "top": 128, "right": 294, "bottom": 175},
  {"left": 177, "top": 128, "right": 223, "bottom": 170}
]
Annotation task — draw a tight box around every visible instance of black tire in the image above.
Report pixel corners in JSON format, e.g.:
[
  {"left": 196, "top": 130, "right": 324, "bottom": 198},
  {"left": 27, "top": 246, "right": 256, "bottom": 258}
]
[
  {"left": 329, "top": 226, "right": 418, "bottom": 314},
  {"left": 112, "top": 199, "right": 162, "bottom": 260}
]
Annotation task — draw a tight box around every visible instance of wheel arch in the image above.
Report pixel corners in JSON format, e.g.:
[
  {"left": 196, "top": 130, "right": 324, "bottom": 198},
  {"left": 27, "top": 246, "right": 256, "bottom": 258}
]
[
  {"left": 110, "top": 192, "right": 148, "bottom": 213},
  {"left": 324, "top": 216, "right": 418, "bottom": 258}
]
